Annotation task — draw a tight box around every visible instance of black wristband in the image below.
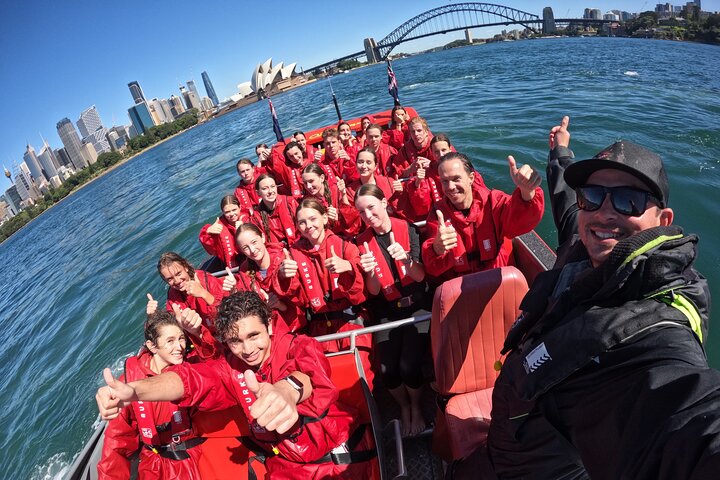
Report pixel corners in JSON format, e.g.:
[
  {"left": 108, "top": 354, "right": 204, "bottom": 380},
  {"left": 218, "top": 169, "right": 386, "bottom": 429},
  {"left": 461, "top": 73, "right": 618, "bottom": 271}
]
[{"left": 283, "top": 375, "right": 304, "bottom": 403}]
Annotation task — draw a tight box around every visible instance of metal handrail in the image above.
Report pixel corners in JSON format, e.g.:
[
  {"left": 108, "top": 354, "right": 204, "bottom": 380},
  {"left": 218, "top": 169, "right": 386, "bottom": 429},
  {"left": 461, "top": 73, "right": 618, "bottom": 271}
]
[{"left": 315, "top": 314, "right": 431, "bottom": 350}]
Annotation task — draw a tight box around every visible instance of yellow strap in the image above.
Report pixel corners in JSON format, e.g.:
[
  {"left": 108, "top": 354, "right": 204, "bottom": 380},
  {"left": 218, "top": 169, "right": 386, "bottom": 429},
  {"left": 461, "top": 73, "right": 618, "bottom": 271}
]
[
  {"left": 658, "top": 293, "right": 703, "bottom": 343},
  {"left": 621, "top": 234, "right": 683, "bottom": 267}
]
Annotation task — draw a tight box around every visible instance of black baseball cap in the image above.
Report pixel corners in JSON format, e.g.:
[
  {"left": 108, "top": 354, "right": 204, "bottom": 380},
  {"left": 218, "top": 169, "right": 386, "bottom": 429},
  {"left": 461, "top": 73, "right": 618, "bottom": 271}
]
[{"left": 564, "top": 140, "right": 669, "bottom": 207}]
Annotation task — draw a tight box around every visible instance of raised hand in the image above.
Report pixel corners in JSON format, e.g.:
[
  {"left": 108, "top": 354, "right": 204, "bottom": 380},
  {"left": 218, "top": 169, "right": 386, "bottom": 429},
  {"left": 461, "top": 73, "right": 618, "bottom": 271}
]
[
  {"left": 96, "top": 368, "right": 136, "bottom": 420},
  {"left": 386, "top": 231, "right": 410, "bottom": 263},
  {"left": 207, "top": 217, "right": 223, "bottom": 235},
  {"left": 314, "top": 149, "right": 323, "bottom": 161},
  {"left": 508, "top": 155, "right": 542, "bottom": 201},
  {"left": 392, "top": 179, "right": 404, "bottom": 192},
  {"left": 359, "top": 241, "right": 377, "bottom": 274},
  {"left": 245, "top": 370, "right": 299, "bottom": 434},
  {"left": 336, "top": 177, "right": 346, "bottom": 194},
  {"left": 146, "top": 293, "right": 158, "bottom": 316},
  {"left": 327, "top": 206, "right": 339, "bottom": 222},
  {"left": 549, "top": 115, "right": 570, "bottom": 150},
  {"left": 182, "top": 274, "right": 206, "bottom": 298},
  {"left": 324, "top": 245, "right": 352, "bottom": 274},
  {"left": 337, "top": 148, "right": 350, "bottom": 161},
  {"left": 279, "top": 248, "right": 298, "bottom": 279},
  {"left": 172, "top": 303, "right": 202, "bottom": 334},
  {"left": 222, "top": 267, "right": 237, "bottom": 292},
  {"left": 432, "top": 209, "right": 458, "bottom": 256}
]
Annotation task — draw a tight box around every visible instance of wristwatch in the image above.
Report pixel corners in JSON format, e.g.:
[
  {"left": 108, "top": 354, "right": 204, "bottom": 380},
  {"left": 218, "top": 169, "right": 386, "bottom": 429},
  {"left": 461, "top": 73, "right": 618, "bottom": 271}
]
[{"left": 284, "top": 375, "right": 304, "bottom": 403}]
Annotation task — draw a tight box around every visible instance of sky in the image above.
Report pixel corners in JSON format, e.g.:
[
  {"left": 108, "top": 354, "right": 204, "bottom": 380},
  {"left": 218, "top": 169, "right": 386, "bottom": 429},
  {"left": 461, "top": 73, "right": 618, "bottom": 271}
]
[{"left": 2, "top": 0, "right": 718, "bottom": 193}]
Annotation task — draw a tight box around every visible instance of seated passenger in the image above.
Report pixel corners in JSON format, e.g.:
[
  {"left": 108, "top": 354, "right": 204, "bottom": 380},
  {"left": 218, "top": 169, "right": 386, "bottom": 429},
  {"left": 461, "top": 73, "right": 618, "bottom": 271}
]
[
  {"left": 365, "top": 123, "right": 397, "bottom": 176},
  {"left": 346, "top": 148, "right": 406, "bottom": 222},
  {"left": 318, "top": 127, "right": 355, "bottom": 181},
  {"left": 388, "top": 116, "right": 434, "bottom": 179},
  {"left": 272, "top": 199, "right": 372, "bottom": 363},
  {"left": 97, "top": 292, "right": 376, "bottom": 479},
  {"left": 292, "top": 131, "right": 316, "bottom": 162},
  {"left": 422, "top": 152, "right": 544, "bottom": 282},
  {"left": 338, "top": 121, "right": 361, "bottom": 174},
  {"left": 354, "top": 184, "right": 431, "bottom": 437},
  {"left": 234, "top": 158, "right": 262, "bottom": 212},
  {"left": 250, "top": 174, "right": 298, "bottom": 247},
  {"left": 301, "top": 162, "right": 361, "bottom": 238},
  {"left": 382, "top": 105, "right": 410, "bottom": 150},
  {"left": 97, "top": 311, "right": 203, "bottom": 480},
  {"left": 266, "top": 141, "right": 309, "bottom": 199},
  {"left": 199, "top": 195, "right": 248, "bottom": 269},
  {"left": 355, "top": 115, "right": 373, "bottom": 147},
  {"left": 151, "top": 252, "right": 229, "bottom": 333},
  {"left": 255, "top": 143, "right": 270, "bottom": 169}
]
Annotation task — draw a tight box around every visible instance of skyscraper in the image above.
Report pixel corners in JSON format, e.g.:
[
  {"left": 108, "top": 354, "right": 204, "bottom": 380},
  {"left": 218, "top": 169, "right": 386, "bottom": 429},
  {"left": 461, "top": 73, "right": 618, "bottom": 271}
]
[
  {"left": 37, "top": 143, "right": 59, "bottom": 179},
  {"left": 201, "top": 71, "right": 219, "bottom": 106},
  {"left": 128, "top": 102, "right": 155, "bottom": 135},
  {"left": 187, "top": 80, "right": 200, "bottom": 102},
  {"left": 4, "top": 185, "right": 22, "bottom": 214},
  {"left": 56, "top": 118, "right": 88, "bottom": 170},
  {"left": 23, "top": 144, "right": 45, "bottom": 182},
  {"left": 168, "top": 95, "right": 185, "bottom": 118},
  {"left": 77, "top": 105, "right": 110, "bottom": 154},
  {"left": 128, "top": 81, "right": 146, "bottom": 104}
]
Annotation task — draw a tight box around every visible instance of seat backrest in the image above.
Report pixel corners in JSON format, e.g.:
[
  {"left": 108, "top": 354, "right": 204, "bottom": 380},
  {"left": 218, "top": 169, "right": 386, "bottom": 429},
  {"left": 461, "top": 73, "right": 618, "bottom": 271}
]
[{"left": 431, "top": 266, "right": 529, "bottom": 395}]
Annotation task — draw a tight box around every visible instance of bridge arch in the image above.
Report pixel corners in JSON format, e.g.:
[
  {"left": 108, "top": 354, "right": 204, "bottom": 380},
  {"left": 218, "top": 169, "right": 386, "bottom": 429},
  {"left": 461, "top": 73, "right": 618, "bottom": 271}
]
[{"left": 377, "top": 2, "right": 540, "bottom": 59}]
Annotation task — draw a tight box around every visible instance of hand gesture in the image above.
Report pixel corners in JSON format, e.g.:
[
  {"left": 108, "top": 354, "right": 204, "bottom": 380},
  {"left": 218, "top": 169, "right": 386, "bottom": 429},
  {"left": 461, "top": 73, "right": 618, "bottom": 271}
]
[
  {"left": 549, "top": 115, "right": 570, "bottom": 150},
  {"left": 508, "top": 156, "right": 542, "bottom": 201},
  {"left": 433, "top": 210, "right": 458, "bottom": 256},
  {"left": 337, "top": 148, "right": 350, "bottom": 161},
  {"left": 172, "top": 303, "right": 202, "bottom": 334},
  {"left": 146, "top": 293, "right": 158, "bottom": 315},
  {"left": 258, "top": 149, "right": 270, "bottom": 164},
  {"left": 336, "top": 177, "right": 346, "bottom": 194},
  {"left": 279, "top": 249, "right": 298, "bottom": 279},
  {"left": 324, "top": 245, "right": 352, "bottom": 274},
  {"left": 327, "top": 206, "right": 339, "bottom": 222},
  {"left": 96, "top": 368, "right": 136, "bottom": 420},
  {"left": 207, "top": 217, "right": 223, "bottom": 235},
  {"left": 314, "top": 149, "right": 323, "bottom": 161},
  {"left": 392, "top": 179, "right": 404, "bottom": 192},
  {"left": 386, "top": 232, "right": 410, "bottom": 263},
  {"left": 359, "top": 241, "right": 377, "bottom": 274},
  {"left": 245, "top": 370, "right": 299, "bottom": 434},
  {"left": 222, "top": 267, "right": 237, "bottom": 292},
  {"left": 235, "top": 219, "right": 244, "bottom": 229},
  {"left": 182, "top": 274, "right": 206, "bottom": 298}
]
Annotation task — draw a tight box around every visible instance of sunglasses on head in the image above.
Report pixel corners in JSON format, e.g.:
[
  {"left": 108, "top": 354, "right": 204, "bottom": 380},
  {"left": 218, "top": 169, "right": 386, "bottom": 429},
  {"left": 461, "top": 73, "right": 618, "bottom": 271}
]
[{"left": 575, "top": 185, "right": 661, "bottom": 217}]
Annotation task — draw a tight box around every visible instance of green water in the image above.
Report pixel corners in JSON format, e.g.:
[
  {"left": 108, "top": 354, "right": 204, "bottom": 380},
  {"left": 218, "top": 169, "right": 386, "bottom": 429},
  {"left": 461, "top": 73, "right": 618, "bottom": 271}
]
[{"left": 1, "top": 37, "right": 718, "bottom": 479}]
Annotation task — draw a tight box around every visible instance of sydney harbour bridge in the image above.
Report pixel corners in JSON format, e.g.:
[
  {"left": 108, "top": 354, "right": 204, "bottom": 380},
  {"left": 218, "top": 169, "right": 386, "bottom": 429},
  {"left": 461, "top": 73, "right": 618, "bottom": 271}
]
[{"left": 308, "top": 2, "right": 614, "bottom": 72}]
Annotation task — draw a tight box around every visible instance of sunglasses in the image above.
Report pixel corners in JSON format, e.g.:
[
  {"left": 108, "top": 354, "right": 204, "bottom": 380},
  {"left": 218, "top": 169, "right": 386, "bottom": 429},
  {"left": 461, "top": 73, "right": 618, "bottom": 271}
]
[{"left": 575, "top": 185, "right": 661, "bottom": 217}]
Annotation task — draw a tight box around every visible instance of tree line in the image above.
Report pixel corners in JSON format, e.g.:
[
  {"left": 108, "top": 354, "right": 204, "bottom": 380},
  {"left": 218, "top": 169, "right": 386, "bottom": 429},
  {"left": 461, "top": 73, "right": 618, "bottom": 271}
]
[{"left": 0, "top": 110, "right": 199, "bottom": 243}]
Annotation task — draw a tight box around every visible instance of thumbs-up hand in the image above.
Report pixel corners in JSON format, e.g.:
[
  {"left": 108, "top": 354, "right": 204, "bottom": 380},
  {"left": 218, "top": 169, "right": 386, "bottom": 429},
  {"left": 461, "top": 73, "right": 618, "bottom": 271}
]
[
  {"left": 222, "top": 268, "right": 237, "bottom": 292},
  {"left": 392, "top": 179, "right": 404, "bottom": 192},
  {"left": 314, "top": 149, "right": 323, "bottom": 161},
  {"left": 359, "top": 241, "right": 377, "bottom": 274},
  {"left": 324, "top": 244, "right": 352, "bottom": 274},
  {"left": 182, "top": 273, "right": 206, "bottom": 298},
  {"left": 549, "top": 115, "right": 571, "bottom": 150},
  {"left": 336, "top": 177, "right": 346, "bottom": 194},
  {"left": 386, "top": 231, "right": 410, "bottom": 263},
  {"left": 433, "top": 209, "right": 458, "bottom": 256},
  {"left": 146, "top": 293, "right": 158, "bottom": 315},
  {"left": 279, "top": 248, "right": 298, "bottom": 279},
  {"left": 327, "top": 206, "right": 338, "bottom": 222},
  {"left": 96, "top": 368, "right": 136, "bottom": 420},
  {"left": 508, "top": 155, "right": 541, "bottom": 201},
  {"left": 207, "top": 217, "right": 223, "bottom": 235},
  {"left": 338, "top": 148, "right": 350, "bottom": 161},
  {"left": 245, "top": 369, "right": 300, "bottom": 434},
  {"left": 173, "top": 303, "right": 202, "bottom": 334}
]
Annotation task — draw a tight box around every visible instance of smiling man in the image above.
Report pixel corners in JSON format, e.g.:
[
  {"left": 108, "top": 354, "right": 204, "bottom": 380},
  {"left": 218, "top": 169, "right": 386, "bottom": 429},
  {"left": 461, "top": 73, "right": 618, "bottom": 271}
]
[
  {"left": 488, "top": 117, "right": 720, "bottom": 479},
  {"left": 97, "top": 291, "right": 374, "bottom": 479},
  {"left": 421, "top": 152, "right": 544, "bottom": 283}
]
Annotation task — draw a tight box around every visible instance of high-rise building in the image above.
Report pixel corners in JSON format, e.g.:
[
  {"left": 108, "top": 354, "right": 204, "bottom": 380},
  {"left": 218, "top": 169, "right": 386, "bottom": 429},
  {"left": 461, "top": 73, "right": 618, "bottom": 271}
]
[
  {"left": 81, "top": 142, "right": 98, "bottom": 165},
  {"left": 37, "top": 143, "right": 59, "bottom": 180},
  {"left": 128, "top": 81, "right": 146, "bottom": 104},
  {"left": 201, "top": 71, "right": 219, "bottom": 106},
  {"left": 128, "top": 102, "right": 155, "bottom": 135},
  {"left": 57, "top": 118, "right": 88, "bottom": 170},
  {"left": 77, "top": 105, "right": 111, "bottom": 155},
  {"left": 168, "top": 95, "right": 186, "bottom": 118},
  {"left": 181, "top": 86, "right": 201, "bottom": 111},
  {"left": 4, "top": 185, "right": 22, "bottom": 214},
  {"left": 23, "top": 144, "right": 45, "bottom": 182},
  {"left": 187, "top": 80, "right": 201, "bottom": 103},
  {"left": 53, "top": 147, "right": 72, "bottom": 168},
  {"left": 15, "top": 163, "right": 41, "bottom": 201},
  {"left": 147, "top": 98, "right": 169, "bottom": 125}
]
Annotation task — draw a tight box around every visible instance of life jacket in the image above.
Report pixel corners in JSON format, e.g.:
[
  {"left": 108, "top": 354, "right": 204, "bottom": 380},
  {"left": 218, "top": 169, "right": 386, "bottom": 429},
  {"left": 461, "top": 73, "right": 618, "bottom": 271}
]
[
  {"left": 356, "top": 218, "right": 413, "bottom": 301},
  {"left": 436, "top": 187, "right": 501, "bottom": 274},
  {"left": 234, "top": 182, "right": 258, "bottom": 213},
  {"left": 254, "top": 195, "right": 296, "bottom": 245},
  {"left": 289, "top": 232, "right": 347, "bottom": 313},
  {"left": 217, "top": 216, "right": 240, "bottom": 269},
  {"left": 124, "top": 353, "right": 195, "bottom": 452}
]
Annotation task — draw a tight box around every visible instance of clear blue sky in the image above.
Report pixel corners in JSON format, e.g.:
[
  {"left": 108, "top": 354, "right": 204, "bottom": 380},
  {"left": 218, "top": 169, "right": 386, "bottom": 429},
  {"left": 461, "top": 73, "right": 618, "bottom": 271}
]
[{"left": 2, "top": 0, "right": 717, "bottom": 193}]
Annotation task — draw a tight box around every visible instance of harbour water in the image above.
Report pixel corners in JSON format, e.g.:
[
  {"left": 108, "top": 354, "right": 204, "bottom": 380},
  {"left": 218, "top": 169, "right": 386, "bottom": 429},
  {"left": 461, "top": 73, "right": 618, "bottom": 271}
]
[{"left": 1, "top": 37, "right": 718, "bottom": 479}]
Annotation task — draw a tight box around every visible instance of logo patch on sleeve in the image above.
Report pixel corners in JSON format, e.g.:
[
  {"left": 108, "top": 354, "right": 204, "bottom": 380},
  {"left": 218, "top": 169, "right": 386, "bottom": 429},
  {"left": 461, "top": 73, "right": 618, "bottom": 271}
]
[{"left": 523, "top": 342, "right": 552, "bottom": 373}]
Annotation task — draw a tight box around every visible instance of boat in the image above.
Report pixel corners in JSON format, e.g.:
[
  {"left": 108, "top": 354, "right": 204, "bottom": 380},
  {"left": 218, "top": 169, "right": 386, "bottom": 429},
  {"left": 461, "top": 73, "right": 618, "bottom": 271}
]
[{"left": 67, "top": 108, "right": 557, "bottom": 480}]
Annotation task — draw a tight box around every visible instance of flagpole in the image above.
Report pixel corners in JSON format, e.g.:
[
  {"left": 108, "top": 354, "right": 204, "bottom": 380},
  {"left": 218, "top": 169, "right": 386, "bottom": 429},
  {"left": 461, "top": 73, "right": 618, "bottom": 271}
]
[
  {"left": 268, "top": 99, "right": 284, "bottom": 142},
  {"left": 328, "top": 75, "right": 342, "bottom": 121}
]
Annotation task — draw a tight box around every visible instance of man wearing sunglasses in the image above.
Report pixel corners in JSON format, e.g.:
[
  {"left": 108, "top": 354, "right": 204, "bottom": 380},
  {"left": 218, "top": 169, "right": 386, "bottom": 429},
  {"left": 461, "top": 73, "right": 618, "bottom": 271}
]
[{"left": 488, "top": 117, "right": 718, "bottom": 479}]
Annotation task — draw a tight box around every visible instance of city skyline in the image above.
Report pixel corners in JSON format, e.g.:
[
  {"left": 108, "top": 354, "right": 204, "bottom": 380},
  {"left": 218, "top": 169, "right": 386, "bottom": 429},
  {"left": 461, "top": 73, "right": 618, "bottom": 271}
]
[{"left": 2, "top": 0, "right": 718, "bottom": 193}]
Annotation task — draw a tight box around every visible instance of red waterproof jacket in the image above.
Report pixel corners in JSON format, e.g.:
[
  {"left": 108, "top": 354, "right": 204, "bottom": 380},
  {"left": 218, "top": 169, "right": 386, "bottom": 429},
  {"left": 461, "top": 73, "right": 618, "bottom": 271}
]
[
  {"left": 250, "top": 195, "right": 298, "bottom": 246},
  {"left": 372, "top": 142, "right": 398, "bottom": 177},
  {"left": 304, "top": 187, "right": 361, "bottom": 239},
  {"left": 97, "top": 350, "right": 202, "bottom": 480},
  {"left": 388, "top": 136, "right": 434, "bottom": 179},
  {"left": 171, "top": 332, "right": 372, "bottom": 479},
  {"left": 166, "top": 270, "right": 228, "bottom": 333},
  {"left": 198, "top": 215, "right": 248, "bottom": 269},
  {"left": 382, "top": 124, "right": 409, "bottom": 150},
  {"left": 421, "top": 185, "right": 544, "bottom": 282},
  {"left": 266, "top": 143, "right": 309, "bottom": 199},
  {"left": 234, "top": 180, "right": 260, "bottom": 214}
]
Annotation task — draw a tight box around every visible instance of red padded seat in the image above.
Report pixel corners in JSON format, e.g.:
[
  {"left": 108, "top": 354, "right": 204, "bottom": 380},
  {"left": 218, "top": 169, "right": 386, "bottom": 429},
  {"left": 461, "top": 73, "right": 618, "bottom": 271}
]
[{"left": 431, "top": 267, "right": 529, "bottom": 461}]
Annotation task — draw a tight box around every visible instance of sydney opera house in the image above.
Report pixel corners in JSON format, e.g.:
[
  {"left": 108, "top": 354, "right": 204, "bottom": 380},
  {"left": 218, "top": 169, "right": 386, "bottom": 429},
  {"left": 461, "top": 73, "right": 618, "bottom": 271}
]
[{"left": 234, "top": 58, "right": 309, "bottom": 100}]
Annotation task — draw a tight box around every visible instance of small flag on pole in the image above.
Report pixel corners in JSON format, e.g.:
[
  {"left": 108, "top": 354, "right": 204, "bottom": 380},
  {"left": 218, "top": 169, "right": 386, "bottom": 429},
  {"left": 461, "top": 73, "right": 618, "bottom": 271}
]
[
  {"left": 269, "top": 99, "right": 284, "bottom": 142},
  {"left": 387, "top": 60, "right": 400, "bottom": 106}
]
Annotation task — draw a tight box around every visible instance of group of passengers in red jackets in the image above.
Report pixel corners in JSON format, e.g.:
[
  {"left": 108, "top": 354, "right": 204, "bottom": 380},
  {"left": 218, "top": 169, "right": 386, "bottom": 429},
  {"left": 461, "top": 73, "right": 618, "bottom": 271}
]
[{"left": 95, "top": 108, "right": 544, "bottom": 479}]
